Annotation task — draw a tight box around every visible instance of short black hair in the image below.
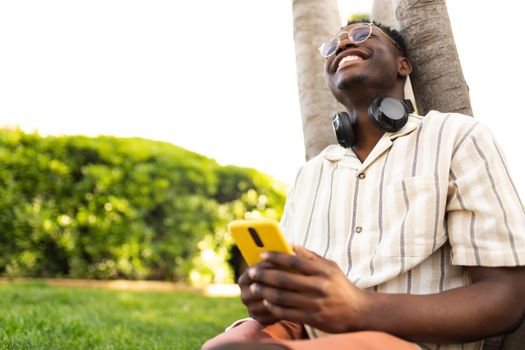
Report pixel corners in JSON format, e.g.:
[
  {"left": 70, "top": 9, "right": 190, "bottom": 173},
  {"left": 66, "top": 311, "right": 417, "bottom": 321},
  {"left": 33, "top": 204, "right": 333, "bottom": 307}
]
[{"left": 346, "top": 19, "right": 408, "bottom": 57}]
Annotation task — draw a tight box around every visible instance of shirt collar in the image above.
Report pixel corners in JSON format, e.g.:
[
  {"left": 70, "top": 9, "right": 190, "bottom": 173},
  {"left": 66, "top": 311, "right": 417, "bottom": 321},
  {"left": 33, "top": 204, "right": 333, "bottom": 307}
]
[
  {"left": 320, "top": 115, "right": 421, "bottom": 162},
  {"left": 320, "top": 144, "right": 348, "bottom": 161},
  {"left": 386, "top": 114, "right": 420, "bottom": 141}
]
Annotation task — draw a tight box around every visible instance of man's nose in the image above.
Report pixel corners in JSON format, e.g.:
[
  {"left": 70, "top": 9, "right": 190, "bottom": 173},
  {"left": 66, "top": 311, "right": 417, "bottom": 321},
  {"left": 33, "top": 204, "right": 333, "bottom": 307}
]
[{"left": 334, "top": 39, "right": 358, "bottom": 57}]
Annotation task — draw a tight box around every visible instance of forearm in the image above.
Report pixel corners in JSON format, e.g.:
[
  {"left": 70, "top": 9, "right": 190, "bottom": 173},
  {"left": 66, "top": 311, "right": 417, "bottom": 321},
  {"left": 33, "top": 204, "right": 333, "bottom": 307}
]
[
  {"left": 361, "top": 278, "right": 524, "bottom": 343},
  {"left": 250, "top": 249, "right": 525, "bottom": 343}
]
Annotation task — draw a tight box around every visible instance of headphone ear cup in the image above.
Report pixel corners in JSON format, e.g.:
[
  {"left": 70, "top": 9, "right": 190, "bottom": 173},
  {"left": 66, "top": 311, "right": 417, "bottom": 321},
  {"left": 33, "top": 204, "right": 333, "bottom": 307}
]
[
  {"left": 368, "top": 97, "right": 409, "bottom": 132},
  {"left": 332, "top": 112, "right": 357, "bottom": 148}
]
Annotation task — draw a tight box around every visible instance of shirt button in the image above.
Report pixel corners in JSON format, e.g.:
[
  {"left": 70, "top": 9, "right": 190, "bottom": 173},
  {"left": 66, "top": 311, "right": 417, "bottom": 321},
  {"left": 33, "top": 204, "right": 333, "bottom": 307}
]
[
  {"left": 358, "top": 173, "right": 366, "bottom": 179},
  {"left": 355, "top": 226, "right": 363, "bottom": 233}
]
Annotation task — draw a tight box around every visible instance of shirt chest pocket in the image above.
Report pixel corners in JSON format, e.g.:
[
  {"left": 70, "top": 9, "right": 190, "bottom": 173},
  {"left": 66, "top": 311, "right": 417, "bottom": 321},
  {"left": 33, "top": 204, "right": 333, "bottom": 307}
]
[{"left": 379, "top": 175, "right": 443, "bottom": 257}]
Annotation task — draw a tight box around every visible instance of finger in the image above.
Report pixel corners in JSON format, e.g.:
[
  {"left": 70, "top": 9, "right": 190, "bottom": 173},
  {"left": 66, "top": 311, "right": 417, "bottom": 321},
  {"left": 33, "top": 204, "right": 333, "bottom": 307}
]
[
  {"left": 238, "top": 269, "right": 252, "bottom": 287},
  {"left": 292, "top": 245, "right": 323, "bottom": 260},
  {"left": 248, "top": 268, "right": 321, "bottom": 293},
  {"left": 239, "top": 261, "right": 275, "bottom": 287},
  {"left": 251, "top": 283, "right": 317, "bottom": 309},
  {"left": 263, "top": 300, "right": 312, "bottom": 324},
  {"left": 256, "top": 314, "right": 281, "bottom": 326},
  {"left": 246, "top": 301, "right": 280, "bottom": 325},
  {"left": 240, "top": 285, "right": 260, "bottom": 304},
  {"left": 247, "top": 300, "right": 273, "bottom": 317},
  {"left": 259, "top": 252, "right": 321, "bottom": 276}
]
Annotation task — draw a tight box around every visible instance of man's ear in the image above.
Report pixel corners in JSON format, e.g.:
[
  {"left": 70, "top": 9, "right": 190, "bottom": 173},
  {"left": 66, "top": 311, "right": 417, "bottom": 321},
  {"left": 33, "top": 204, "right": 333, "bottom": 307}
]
[{"left": 397, "top": 57, "right": 412, "bottom": 77}]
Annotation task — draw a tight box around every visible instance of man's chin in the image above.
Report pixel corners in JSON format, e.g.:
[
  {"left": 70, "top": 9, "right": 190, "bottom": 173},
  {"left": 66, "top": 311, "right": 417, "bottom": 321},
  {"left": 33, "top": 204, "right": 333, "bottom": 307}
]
[{"left": 335, "top": 74, "right": 366, "bottom": 91}]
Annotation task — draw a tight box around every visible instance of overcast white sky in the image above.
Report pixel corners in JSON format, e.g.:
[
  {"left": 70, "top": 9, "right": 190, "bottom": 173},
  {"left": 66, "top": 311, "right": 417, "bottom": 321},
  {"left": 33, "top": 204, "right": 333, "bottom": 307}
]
[{"left": 1, "top": 0, "right": 524, "bottom": 199}]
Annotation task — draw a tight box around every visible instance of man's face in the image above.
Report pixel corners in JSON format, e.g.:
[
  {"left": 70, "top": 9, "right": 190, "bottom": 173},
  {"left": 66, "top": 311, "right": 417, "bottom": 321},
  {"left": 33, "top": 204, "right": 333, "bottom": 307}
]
[{"left": 323, "top": 23, "right": 403, "bottom": 101}]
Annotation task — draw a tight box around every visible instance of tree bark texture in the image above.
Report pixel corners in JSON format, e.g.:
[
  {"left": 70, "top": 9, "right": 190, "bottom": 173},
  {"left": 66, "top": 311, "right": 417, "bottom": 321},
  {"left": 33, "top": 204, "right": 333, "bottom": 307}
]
[
  {"left": 292, "top": 0, "right": 342, "bottom": 160},
  {"left": 393, "top": 0, "right": 472, "bottom": 116}
]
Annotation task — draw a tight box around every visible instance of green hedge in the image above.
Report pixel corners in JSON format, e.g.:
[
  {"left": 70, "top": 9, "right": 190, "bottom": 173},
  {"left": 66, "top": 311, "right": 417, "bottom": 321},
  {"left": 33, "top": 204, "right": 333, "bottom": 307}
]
[{"left": 0, "top": 129, "right": 286, "bottom": 283}]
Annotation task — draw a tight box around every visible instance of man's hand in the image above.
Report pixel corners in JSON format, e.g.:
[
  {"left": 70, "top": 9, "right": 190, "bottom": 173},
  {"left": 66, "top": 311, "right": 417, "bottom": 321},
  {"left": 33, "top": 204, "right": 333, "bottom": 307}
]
[
  {"left": 238, "top": 262, "right": 280, "bottom": 325},
  {"left": 247, "top": 245, "right": 370, "bottom": 333}
]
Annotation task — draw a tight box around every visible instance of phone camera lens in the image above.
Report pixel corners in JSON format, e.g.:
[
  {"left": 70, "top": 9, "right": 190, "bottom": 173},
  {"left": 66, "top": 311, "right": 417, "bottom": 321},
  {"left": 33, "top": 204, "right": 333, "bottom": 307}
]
[{"left": 248, "top": 227, "right": 265, "bottom": 248}]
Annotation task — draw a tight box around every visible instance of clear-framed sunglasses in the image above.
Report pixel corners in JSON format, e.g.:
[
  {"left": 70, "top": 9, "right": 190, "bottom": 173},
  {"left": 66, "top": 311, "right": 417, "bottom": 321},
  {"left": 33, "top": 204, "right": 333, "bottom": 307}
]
[{"left": 319, "top": 22, "right": 402, "bottom": 58}]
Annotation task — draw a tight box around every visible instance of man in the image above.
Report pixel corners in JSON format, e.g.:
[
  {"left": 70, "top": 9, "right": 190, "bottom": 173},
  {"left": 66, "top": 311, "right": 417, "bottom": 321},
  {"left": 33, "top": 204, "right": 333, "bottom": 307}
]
[{"left": 203, "top": 20, "right": 525, "bottom": 350}]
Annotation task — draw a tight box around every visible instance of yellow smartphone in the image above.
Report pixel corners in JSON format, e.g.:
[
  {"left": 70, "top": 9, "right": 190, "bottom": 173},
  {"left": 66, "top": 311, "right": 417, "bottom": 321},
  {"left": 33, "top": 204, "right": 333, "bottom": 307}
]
[{"left": 228, "top": 218, "right": 293, "bottom": 266}]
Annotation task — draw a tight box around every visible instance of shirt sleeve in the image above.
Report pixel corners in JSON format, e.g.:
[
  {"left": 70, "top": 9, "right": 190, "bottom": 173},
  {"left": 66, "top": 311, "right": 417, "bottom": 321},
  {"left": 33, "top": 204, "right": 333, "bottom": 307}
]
[{"left": 446, "top": 123, "right": 525, "bottom": 266}]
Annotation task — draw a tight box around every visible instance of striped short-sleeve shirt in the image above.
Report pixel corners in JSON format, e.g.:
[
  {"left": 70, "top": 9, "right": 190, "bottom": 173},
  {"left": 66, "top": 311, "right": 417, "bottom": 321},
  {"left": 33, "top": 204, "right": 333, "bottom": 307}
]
[{"left": 280, "top": 111, "right": 525, "bottom": 350}]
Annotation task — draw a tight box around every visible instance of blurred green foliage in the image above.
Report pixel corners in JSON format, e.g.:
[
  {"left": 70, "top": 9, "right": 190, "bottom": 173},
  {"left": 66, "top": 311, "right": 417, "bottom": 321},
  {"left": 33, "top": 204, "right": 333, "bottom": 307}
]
[
  {"left": 0, "top": 129, "right": 286, "bottom": 284},
  {"left": 347, "top": 13, "right": 370, "bottom": 22}
]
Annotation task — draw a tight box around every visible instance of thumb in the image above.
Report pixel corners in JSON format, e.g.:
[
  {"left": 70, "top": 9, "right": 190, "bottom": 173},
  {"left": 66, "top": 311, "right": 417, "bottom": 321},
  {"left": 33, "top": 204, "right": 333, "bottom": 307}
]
[{"left": 292, "top": 245, "right": 322, "bottom": 260}]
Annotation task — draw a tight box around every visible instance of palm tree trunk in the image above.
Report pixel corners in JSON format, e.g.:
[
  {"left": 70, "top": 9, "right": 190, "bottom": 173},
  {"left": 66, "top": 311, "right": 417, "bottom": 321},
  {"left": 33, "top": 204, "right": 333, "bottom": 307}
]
[
  {"left": 392, "top": 0, "right": 472, "bottom": 116},
  {"left": 292, "top": 0, "right": 342, "bottom": 160}
]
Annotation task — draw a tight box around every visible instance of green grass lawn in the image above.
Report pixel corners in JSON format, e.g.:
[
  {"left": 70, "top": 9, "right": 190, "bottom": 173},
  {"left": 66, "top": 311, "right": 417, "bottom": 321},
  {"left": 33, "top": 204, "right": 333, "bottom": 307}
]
[{"left": 0, "top": 282, "right": 247, "bottom": 350}]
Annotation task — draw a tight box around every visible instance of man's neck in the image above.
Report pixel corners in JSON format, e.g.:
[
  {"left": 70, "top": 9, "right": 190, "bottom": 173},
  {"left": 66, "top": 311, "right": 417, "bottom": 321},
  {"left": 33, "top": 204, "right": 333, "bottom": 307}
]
[
  {"left": 343, "top": 106, "right": 385, "bottom": 163},
  {"left": 338, "top": 86, "right": 404, "bottom": 162}
]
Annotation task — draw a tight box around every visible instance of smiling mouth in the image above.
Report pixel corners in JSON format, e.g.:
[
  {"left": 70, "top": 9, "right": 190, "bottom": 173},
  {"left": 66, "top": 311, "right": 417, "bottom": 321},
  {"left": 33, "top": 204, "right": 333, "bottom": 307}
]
[{"left": 337, "top": 55, "right": 364, "bottom": 71}]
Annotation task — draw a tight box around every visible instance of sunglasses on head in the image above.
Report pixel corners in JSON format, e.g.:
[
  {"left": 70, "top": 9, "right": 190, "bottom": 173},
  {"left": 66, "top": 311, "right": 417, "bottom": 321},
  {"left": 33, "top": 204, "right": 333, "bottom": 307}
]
[{"left": 319, "top": 22, "right": 402, "bottom": 58}]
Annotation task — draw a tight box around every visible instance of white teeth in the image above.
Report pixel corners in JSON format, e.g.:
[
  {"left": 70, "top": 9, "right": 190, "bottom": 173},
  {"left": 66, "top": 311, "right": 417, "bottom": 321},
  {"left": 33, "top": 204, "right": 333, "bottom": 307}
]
[{"left": 338, "top": 55, "right": 363, "bottom": 69}]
